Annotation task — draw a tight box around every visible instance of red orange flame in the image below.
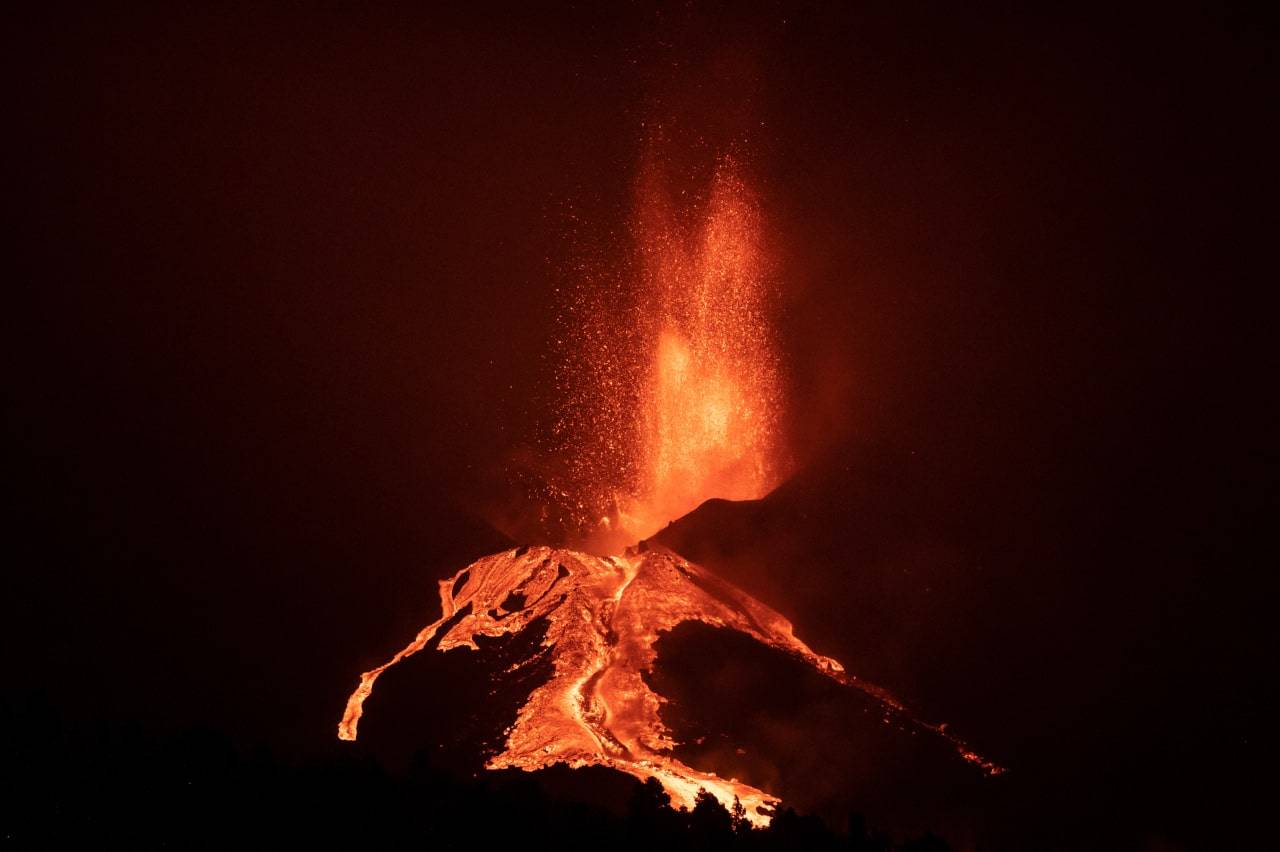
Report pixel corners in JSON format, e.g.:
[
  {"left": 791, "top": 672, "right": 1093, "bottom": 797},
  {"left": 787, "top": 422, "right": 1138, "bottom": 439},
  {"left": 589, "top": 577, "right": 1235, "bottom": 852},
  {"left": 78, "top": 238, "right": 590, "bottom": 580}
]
[
  {"left": 551, "top": 153, "right": 784, "bottom": 550},
  {"left": 630, "top": 159, "right": 782, "bottom": 539}
]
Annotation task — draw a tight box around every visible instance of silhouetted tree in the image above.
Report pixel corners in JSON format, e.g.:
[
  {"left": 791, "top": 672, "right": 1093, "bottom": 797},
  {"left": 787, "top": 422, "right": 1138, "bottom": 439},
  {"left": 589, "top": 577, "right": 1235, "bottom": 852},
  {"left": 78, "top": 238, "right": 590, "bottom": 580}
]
[
  {"left": 900, "top": 831, "right": 951, "bottom": 852},
  {"left": 689, "top": 788, "right": 735, "bottom": 849},
  {"left": 766, "top": 805, "right": 837, "bottom": 851},
  {"left": 731, "top": 795, "right": 751, "bottom": 836},
  {"left": 847, "top": 812, "right": 891, "bottom": 851},
  {"left": 626, "top": 775, "right": 683, "bottom": 843}
]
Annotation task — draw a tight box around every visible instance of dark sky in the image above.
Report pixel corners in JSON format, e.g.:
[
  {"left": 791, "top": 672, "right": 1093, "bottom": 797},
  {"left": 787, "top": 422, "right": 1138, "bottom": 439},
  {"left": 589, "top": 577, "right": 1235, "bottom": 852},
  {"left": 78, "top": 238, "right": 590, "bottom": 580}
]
[{"left": 6, "top": 3, "right": 1272, "bottom": 848}]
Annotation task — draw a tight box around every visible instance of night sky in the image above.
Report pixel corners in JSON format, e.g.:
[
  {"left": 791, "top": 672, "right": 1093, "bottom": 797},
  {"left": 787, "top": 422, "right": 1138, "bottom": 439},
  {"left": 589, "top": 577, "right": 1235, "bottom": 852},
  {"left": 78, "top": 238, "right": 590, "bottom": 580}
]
[{"left": 7, "top": 3, "right": 1271, "bottom": 849}]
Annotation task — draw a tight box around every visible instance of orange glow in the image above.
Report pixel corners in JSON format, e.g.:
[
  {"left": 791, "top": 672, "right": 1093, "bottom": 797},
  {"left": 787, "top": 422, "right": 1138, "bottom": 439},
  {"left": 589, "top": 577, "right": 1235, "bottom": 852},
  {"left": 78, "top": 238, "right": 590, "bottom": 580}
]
[
  {"left": 338, "top": 146, "right": 1003, "bottom": 823},
  {"left": 338, "top": 546, "right": 1001, "bottom": 825},
  {"left": 550, "top": 152, "right": 783, "bottom": 550},
  {"left": 629, "top": 160, "right": 781, "bottom": 539}
]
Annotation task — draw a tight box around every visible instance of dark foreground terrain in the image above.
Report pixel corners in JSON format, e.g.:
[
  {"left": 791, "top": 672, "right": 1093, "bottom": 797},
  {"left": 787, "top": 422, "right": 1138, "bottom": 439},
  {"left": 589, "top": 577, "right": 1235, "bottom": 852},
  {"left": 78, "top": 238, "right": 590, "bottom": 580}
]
[{"left": 4, "top": 693, "right": 953, "bottom": 851}]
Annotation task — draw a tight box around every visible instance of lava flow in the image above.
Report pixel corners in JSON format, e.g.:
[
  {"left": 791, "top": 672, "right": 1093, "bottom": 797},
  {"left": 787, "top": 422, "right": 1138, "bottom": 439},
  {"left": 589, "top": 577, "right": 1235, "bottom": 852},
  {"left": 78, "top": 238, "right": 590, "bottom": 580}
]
[
  {"left": 338, "top": 148, "right": 1002, "bottom": 822},
  {"left": 338, "top": 544, "right": 1002, "bottom": 824}
]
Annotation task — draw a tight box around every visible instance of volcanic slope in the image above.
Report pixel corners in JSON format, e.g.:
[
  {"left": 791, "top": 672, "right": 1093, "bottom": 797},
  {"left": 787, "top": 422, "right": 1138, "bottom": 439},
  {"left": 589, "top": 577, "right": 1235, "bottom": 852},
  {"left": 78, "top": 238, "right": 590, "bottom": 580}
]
[{"left": 339, "top": 543, "right": 1000, "bottom": 824}]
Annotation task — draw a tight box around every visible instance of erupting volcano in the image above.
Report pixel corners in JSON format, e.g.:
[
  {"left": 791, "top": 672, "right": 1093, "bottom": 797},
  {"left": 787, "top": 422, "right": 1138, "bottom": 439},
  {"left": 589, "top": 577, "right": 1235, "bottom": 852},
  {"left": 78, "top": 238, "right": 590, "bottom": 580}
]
[{"left": 338, "top": 149, "right": 1001, "bottom": 823}]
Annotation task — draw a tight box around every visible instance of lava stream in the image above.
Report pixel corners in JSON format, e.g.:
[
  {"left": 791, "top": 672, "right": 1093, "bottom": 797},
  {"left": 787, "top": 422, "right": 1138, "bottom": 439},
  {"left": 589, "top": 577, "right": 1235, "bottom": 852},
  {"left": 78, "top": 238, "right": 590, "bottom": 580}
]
[{"left": 338, "top": 545, "right": 1002, "bottom": 824}]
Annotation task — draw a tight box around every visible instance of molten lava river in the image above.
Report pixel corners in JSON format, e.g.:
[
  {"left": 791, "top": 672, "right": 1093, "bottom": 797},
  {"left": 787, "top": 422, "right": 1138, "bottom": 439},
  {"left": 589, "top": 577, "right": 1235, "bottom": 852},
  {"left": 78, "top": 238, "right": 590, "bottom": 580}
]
[{"left": 339, "top": 544, "right": 1001, "bottom": 824}]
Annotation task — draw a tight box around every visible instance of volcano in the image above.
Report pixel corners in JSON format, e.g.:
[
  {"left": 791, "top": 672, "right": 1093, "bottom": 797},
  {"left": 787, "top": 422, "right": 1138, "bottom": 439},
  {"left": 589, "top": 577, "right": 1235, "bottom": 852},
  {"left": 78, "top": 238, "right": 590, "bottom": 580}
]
[
  {"left": 337, "top": 144, "right": 1003, "bottom": 824},
  {"left": 338, "top": 541, "right": 1001, "bottom": 824}
]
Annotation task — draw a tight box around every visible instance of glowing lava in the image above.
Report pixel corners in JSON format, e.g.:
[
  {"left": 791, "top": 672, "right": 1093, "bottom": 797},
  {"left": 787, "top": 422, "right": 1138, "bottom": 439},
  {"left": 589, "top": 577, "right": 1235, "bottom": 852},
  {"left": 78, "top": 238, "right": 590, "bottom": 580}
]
[
  {"left": 550, "top": 153, "right": 783, "bottom": 548},
  {"left": 338, "top": 544, "right": 1002, "bottom": 824},
  {"left": 339, "top": 146, "right": 1002, "bottom": 823},
  {"left": 629, "top": 159, "right": 782, "bottom": 539}
]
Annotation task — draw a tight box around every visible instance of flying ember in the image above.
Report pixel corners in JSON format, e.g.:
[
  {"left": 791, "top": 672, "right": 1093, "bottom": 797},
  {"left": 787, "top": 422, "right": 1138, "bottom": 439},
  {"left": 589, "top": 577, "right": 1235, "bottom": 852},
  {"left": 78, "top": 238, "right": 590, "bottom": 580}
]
[
  {"left": 547, "top": 150, "right": 784, "bottom": 551},
  {"left": 338, "top": 147, "right": 1002, "bottom": 823}
]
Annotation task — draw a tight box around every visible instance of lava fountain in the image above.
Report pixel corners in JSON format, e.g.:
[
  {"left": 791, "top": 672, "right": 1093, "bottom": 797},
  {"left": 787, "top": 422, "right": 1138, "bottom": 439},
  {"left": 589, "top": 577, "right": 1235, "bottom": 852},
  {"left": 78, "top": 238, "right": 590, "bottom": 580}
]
[
  {"left": 626, "top": 156, "right": 783, "bottom": 541},
  {"left": 546, "top": 151, "right": 784, "bottom": 550},
  {"left": 338, "top": 150, "right": 1001, "bottom": 824}
]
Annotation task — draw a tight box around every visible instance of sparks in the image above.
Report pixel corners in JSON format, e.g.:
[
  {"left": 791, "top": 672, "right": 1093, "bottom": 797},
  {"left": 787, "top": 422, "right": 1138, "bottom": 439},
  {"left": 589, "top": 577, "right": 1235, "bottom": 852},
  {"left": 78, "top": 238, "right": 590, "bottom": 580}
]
[{"left": 549, "top": 151, "right": 784, "bottom": 550}]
